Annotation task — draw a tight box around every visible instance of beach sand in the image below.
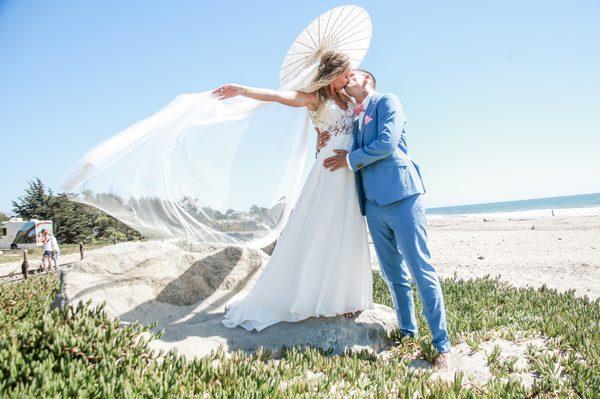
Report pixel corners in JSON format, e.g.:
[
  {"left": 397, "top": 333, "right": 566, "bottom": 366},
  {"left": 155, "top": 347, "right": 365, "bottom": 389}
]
[{"left": 370, "top": 213, "right": 600, "bottom": 300}]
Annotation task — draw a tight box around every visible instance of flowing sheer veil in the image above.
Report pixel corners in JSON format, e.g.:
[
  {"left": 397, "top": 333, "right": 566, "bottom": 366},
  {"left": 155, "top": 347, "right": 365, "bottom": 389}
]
[{"left": 61, "top": 6, "right": 371, "bottom": 249}]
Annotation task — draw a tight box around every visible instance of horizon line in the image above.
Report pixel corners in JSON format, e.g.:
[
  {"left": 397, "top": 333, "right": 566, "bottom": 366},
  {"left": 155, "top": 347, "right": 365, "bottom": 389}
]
[{"left": 427, "top": 192, "right": 600, "bottom": 211}]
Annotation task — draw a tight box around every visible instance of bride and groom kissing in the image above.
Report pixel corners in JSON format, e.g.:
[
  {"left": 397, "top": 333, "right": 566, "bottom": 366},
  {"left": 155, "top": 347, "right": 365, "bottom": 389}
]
[{"left": 213, "top": 51, "right": 451, "bottom": 369}]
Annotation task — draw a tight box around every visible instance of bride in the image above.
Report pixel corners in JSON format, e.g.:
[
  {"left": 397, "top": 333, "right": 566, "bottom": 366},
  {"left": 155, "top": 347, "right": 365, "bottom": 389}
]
[{"left": 213, "top": 51, "right": 373, "bottom": 331}]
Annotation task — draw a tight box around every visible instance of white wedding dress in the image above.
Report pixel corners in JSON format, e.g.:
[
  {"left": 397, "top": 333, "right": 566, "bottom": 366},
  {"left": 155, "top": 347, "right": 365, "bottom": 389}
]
[{"left": 222, "top": 100, "right": 373, "bottom": 331}]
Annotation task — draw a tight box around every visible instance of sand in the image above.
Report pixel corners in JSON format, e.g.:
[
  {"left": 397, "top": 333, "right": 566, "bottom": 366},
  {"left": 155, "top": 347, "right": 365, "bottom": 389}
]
[
  {"left": 428, "top": 214, "right": 599, "bottom": 300},
  {"left": 383, "top": 335, "right": 552, "bottom": 387},
  {"left": 0, "top": 251, "right": 81, "bottom": 281},
  {"left": 367, "top": 214, "right": 600, "bottom": 300}
]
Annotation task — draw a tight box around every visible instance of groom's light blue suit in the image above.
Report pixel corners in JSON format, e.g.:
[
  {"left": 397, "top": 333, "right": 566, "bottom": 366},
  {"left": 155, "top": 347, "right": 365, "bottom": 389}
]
[{"left": 348, "top": 92, "right": 451, "bottom": 353}]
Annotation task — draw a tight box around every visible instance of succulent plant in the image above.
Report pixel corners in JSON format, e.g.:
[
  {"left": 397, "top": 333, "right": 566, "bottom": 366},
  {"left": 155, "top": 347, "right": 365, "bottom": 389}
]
[{"left": 0, "top": 272, "right": 598, "bottom": 398}]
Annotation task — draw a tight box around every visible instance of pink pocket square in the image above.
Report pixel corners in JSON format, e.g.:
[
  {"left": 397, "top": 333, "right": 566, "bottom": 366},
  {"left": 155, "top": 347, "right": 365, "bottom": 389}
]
[{"left": 364, "top": 115, "right": 373, "bottom": 125}]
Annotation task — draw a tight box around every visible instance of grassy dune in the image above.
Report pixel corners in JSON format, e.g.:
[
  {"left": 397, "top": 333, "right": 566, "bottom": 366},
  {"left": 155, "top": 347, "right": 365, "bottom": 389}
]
[{"left": 1, "top": 273, "right": 598, "bottom": 398}]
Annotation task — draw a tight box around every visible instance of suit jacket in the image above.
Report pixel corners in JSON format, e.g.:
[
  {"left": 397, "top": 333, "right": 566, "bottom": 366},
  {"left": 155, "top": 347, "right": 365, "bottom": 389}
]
[{"left": 348, "top": 93, "right": 425, "bottom": 215}]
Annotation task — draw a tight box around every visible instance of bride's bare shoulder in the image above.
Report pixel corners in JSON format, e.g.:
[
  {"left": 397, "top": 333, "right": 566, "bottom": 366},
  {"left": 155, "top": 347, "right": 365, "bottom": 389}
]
[{"left": 302, "top": 92, "right": 319, "bottom": 112}]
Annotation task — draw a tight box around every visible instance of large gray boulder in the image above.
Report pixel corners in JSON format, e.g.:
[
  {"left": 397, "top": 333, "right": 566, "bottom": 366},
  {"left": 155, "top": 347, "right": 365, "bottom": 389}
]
[{"left": 60, "top": 241, "right": 397, "bottom": 358}]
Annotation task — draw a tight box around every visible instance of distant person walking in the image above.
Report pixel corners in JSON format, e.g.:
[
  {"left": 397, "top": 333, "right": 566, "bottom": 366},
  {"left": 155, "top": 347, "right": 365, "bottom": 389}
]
[
  {"left": 40, "top": 229, "right": 53, "bottom": 271},
  {"left": 40, "top": 229, "right": 60, "bottom": 271},
  {"left": 50, "top": 233, "right": 60, "bottom": 270}
]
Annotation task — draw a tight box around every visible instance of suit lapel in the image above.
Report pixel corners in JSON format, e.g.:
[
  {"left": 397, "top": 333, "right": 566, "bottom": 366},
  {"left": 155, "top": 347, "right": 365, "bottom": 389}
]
[{"left": 352, "top": 119, "right": 359, "bottom": 150}]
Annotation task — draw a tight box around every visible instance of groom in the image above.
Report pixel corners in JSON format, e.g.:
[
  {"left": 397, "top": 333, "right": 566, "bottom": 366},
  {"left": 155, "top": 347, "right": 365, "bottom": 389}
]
[{"left": 319, "top": 70, "right": 451, "bottom": 369}]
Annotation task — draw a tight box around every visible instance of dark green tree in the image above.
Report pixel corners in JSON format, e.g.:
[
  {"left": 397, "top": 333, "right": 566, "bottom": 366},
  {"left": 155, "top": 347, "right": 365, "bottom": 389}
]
[
  {"left": 46, "top": 194, "right": 95, "bottom": 243},
  {"left": 12, "top": 179, "right": 141, "bottom": 243},
  {"left": 11, "top": 178, "right": 52, "bottom": 220},
  {"left": 0, "top": 212, "right": 9, "bottom": 223},
  {"left": 90, "top": 207, "right": 140, "bottom": 242}
]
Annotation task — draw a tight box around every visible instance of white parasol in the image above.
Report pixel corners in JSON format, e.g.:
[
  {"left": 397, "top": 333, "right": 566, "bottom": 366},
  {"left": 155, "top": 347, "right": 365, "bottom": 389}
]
[{"left": 279, "top": 5, "right": 372, "bottom": 90}]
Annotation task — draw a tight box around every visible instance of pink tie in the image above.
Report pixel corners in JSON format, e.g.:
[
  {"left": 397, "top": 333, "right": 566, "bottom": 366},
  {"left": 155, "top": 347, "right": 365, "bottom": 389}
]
[{"left": 353, "top": 103, "right": 365, "bottom": 116}]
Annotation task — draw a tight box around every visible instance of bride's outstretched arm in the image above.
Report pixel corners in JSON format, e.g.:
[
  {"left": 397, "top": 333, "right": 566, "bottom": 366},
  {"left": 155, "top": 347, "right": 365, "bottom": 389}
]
[{"left": 213, "top": 84, "right": 317, "bottom": 110}]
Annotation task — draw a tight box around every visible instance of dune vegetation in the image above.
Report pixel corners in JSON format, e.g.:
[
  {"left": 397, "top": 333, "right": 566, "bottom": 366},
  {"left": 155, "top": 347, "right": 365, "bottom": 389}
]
[{"left": 1, "top": 272, "right": 598, "bottom": 398}]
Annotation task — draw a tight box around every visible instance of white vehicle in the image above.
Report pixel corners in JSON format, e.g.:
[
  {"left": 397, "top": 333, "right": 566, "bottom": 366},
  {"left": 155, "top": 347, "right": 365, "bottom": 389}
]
[{"left": 0, "top": 218, "right": 54, "bottom": 250}]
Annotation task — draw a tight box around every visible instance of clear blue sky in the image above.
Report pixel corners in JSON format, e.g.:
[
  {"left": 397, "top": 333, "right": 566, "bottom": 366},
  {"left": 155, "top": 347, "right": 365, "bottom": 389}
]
[{"left": 1, "top": 0, "right": 599, "bottom": 213}]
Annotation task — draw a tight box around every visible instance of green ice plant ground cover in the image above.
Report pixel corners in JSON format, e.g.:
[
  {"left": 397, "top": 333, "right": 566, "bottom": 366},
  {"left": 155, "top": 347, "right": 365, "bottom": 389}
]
[{"left": 0, "top": 272, "right": 598, "bottom": 398}]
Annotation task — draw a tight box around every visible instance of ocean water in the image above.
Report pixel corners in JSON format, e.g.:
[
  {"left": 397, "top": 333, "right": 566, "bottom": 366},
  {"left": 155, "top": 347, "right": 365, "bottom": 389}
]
[{"left": 427, "top": 193, "right": 600, "bottom": 216}]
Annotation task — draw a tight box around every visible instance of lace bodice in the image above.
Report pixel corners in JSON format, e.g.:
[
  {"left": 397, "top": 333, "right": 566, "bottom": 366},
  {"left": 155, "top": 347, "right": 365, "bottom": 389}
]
[{"left": 309, "top": 99, "right": 355, "bottom": 137}]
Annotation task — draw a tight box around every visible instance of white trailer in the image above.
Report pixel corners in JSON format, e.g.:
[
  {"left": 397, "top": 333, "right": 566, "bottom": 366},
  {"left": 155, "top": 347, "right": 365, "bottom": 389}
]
[{"left": 0, "top": 218, "right": 54, "bottom": 250}]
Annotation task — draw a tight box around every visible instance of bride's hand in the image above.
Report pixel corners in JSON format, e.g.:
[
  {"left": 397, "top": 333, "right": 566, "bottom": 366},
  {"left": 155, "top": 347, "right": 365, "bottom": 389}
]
[{"left": 212, "top": 84, "right": 246, "bottom": 100}]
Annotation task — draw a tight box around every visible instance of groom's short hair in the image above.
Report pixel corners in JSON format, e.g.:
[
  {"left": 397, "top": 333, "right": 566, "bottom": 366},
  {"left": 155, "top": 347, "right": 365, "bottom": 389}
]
[{"left": 356, "top": 69, "right": 376, "bottom": 89}]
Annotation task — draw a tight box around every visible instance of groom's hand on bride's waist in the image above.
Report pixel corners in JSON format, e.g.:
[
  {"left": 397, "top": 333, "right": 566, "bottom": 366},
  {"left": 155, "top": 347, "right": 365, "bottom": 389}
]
[{"left": 324, "top": 150, "right": 349, "bottom": 171}]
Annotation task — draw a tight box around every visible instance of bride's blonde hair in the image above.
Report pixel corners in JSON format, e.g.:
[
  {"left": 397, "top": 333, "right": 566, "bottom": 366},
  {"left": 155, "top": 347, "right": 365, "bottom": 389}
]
[{"left": 303, "top": 50, "right": 351, "bottom": 106}]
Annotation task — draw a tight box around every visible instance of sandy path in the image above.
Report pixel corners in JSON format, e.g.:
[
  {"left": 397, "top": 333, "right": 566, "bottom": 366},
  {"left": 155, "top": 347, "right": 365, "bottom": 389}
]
[{"left": 0, "top": 252, "right": 82, "bottom": 281}]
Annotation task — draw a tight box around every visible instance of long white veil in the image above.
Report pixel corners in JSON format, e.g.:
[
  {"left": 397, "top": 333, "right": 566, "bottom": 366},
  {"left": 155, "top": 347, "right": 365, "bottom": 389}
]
[{"left": 61, "top": 6, "right": 372, "bottom": 249}]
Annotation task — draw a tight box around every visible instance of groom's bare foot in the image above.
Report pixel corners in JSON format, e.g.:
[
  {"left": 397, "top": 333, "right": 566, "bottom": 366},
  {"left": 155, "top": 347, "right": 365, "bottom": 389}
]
[{"left": 433, "top": 352, "right": 451, "bottom": 371}]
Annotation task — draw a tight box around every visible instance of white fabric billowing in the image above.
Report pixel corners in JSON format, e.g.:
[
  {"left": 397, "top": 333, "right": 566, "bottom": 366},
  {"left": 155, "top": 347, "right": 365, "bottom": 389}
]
[
  {"left": 61, "top": 66, "right": 322, "bottom": 249},
  {"left": 222, "top": 100, "right": 373, "bottom": 331}
]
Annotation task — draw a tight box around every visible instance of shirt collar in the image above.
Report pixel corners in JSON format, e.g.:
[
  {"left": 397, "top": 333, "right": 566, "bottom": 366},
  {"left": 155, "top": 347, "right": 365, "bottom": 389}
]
[
  {"left": 361, "top": 94, "right": 372, "bottom": 108},
  {"left": 354, "top": 93, "right": 373, "bottom": 121}
]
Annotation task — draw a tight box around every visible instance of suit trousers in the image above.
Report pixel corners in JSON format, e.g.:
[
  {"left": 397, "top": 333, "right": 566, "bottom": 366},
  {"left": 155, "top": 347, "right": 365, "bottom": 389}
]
[{"left": 365, "top": 194, "right": 451, "bottom": 353}]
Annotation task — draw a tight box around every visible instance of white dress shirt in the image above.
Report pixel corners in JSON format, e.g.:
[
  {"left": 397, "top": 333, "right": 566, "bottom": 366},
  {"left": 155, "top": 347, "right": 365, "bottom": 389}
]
[
  {"left": 347, "top": 94, "right": 372, "bottom": 171},
  {"left": 51, "top": 235, "right": 60, "bottom": 253}
]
